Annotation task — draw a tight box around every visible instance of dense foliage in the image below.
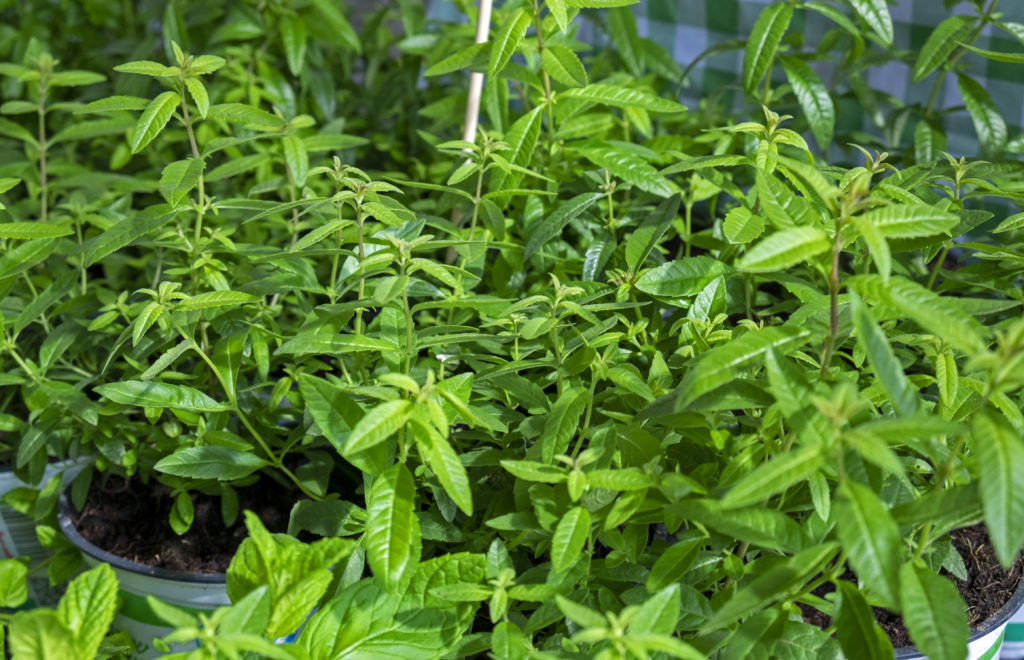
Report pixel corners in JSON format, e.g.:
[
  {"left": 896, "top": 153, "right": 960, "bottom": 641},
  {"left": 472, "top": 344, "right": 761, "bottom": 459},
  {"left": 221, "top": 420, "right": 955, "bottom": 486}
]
[{"left": 1, "top": 0, "right": 1024, "bottom": 658}]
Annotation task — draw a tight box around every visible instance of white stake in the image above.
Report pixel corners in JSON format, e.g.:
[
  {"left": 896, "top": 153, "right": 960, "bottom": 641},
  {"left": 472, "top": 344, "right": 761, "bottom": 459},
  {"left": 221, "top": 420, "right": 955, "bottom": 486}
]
[{"left": 462, "top": 0, "right": 494, "bottom": 145}]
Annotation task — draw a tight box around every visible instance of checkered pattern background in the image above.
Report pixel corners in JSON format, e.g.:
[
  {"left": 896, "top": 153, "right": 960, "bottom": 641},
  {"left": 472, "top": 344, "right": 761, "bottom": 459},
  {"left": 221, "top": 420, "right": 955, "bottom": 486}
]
[{"left": 429, "top": 1, "right": 1024, "bottom": 159}]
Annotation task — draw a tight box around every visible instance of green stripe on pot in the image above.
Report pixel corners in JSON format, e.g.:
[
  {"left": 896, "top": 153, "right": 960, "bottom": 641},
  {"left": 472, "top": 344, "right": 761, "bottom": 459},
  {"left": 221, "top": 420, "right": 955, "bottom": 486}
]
[
  {"left": 1006, "top": 624, "right": 1024, "bottom": 642},
  {"left": 118, "top": 589, "right": 213, "bottom": 627},
  {"left": 975, "top": 628, "right": 1004, "bottom": 660}
]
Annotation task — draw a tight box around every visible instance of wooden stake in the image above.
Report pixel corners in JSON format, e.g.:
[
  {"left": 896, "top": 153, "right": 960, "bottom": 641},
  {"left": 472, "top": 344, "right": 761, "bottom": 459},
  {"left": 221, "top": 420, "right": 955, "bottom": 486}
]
[{"left": 462, "top": 0, "right": 493, "bottom": 145}]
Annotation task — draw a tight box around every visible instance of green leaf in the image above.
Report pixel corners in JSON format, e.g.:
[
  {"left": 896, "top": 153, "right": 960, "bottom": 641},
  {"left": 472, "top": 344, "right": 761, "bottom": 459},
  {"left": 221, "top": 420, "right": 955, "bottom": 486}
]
[
  {"left": 276, "top": 334, "right": 398, "bottom": 356},
  {"left": 548, "top": 0, "right": 570, "bottom": 32},
  {"left": 114, "top": 60, "right": 174, "bottom": 77},
  {"left": 635, "top": 256, "right": 727, "bottom": 298},
  {"left": 82, "top": 206, "right": 183, "bottom": 266},
  {"left": 646, "top": 538, "right": 703, "bottom": 593},
  {"left": 492, "top": 106, "right": 543, "bottom": 190},
  {"left": 858, "top": 204, "right": 958, "bottom": 238},
  {"left": 0, "top": 222, "right": 72, "bottom": 239},
  {"left": 913, "top": 16, "right": 974, "bottom": 81},
  {"left": 848, "top": 274, "right": 988, "bottom": 354},
  {"left": 561, "top": 83, "right": 686, "bottom": 114},
  {"left": 701, "top": 543, "right": 838, "bottom": 631},
  {"left": 49, "top": 117, "right": 135, "bottom": 145},
  {"left": 56, "top": 563, "right": 118, "bottom": 659},
  {"left": 95, "top": 380, "right": 230, "bottom": 412},
  {"left": 155, "top": 446, "right": 269, "bottom": 480},
  {"left": 9, "top": 611, "right": 77, "bottom": 658},
  {"left": 424, "top": 43, "right": 489, "bottom": 76},
  {"left": 851, "top": 293, "right": 919, "bottom": 416},
  {"left": 576, "top": 141, "right": 673, "bottom": 197},
  {"left": 48, "top": 70, "right": 105, "bottom": 87},
  {"left": 281, "top": 15, "right": 308, "bottom": 76},
  {"left": 129, "top": 91, "right": 180, "bottom": 154},
  {"left": 189, "top": 54, "right": 226, "bottom": 75},
  {"left": 208, "top": 103, "right": 285, "bottom": 128},
  {"left": 723, "top": 207, "right": 765, "bottom": 244},
  {"left": 958, "top": 73, "right": 1007, "bottom": 155},
  {"left": 500, "top": 460, "right": 567, "bottom": 483},
  {"left": 345, "top": 399, "right": 411, "bottom": 455},
  {"left": 524, "top": 192, "right": 602, "bottom": 259},
  {"left": 720, "top": 445, "right": 824, "bottom": 509},
  {"left": 541, "top": 45, "right": 588, "bottom": 87},
  {"left": 675, "top": 326, "right": 812, "bottom": 407},
  {"left": 849, "top": 0, "right": 893, "bottom": 45},
  {"left": 0, "top": 559, "right": 28, "bottom": 608},
  {"left": 898, "top": 562, "right": 967, "bottom": 660},
  {"left": 738, "top": 226, "right": 829, "bottom": 273},
  {"left": 282, "top": 134, "right": 309, "bottom": 187},
  {"left": 974, "top": 412, "right": 1024, "bottom": 568},
  {"left": 159, "top": 157, "right": 205, "bottom": 207},
  {"left": 541, "top": 387, "right": 589, "bottom": 464},
  {"left": 780, "top": 56, "right": 834, "bottom": 149},
  {"left": 833, "top": 580, "right": 894, "bottom": 660},
  {"left": 1, "top": 100, "right": 37, "bottom": 114},
  {"left": 556, "top": 595, "right": 606, "bottom": 629},
  {"left": 184, "top": 77, "right": 209, "bottom": 119},
  {"left": 421, "top": 424, "right": 473, "bottom": 515},
  {"left": 994, "top": 211, "right": 1024, "bottom": 233},
  {"left": 365, "top": 464, "right": 420, "bottom": 590},
  {"left": 551, "top": 506, "right": 590, "bottom": 573},
  {"left": 0, "top": 238, "right": 57, "bottom": 280},
  {"left": 177, "top": 290, "right": 259, "bottom": 311},
  {"left": 914, "top": 118, "right": 946, "bottom": 164},
  {"left": 625, "top": 193, "right": 680, "bottom": 271},
  {"left": 489, "top": 9, "right": 531, "bottom": 79},
  {"left": 586, "top": 467, "right": 654, "bottom": 490},
  {"left": 311, "top": 0, "right": 361, "bottom": 53},
  {"left": 960, "top": 42, "right": 1024, "bottom": 63},
  {"left": 743, "top": 3, "right": 793, "bottom": 94},
  {"left": 836, "top": 480, "right": 901, "bottom": 610},
  {"left": 608, "top": 7, "right": 643, "bottom": 77},
  {"left": 0, "top": 177, "right": 20, "bottom": 194}
]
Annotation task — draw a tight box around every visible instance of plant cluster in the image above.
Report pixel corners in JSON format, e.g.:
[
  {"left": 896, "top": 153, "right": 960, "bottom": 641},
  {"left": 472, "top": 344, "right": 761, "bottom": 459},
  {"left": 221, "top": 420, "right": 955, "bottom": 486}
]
[{"left": 1, "top": 0, "right": 1024, "bottom": 658}]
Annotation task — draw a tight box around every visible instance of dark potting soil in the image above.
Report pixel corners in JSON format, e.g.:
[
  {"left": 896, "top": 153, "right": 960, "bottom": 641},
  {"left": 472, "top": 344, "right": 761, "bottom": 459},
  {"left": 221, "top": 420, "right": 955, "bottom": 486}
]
[
  {"left": 69, "top": 474, "right": 295, "bottom": 574},
  {"left": 801, "top": 523, "right": 1024, "bottom": 649}
]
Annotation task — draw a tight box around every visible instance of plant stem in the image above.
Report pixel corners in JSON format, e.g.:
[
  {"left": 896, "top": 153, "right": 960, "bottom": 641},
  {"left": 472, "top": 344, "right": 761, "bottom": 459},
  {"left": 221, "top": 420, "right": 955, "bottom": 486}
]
[
  {"left": 37, "top": 79, "right": 47, "bottom": 223},
  {"left": 181, "top": 328, "right": 320, "bottom": 500},
  {"left": 820, "top": 217, "right": 844, "bottom": 376},
  {"left": 402, "top": 269, "right": 415, "bottom": 375},
  {"left": 532, "top": 0, "right": 556, "bottom": 141},
  {"left": 684, "top": 200, "right": 693, "bottom": 257},
  {"left": 181, "top": 98, "right": 205, "bottom": 273},
  {"left": 355, "top": 206, "right": 366, "bottom": 335},
  {"left": 926, "top": 242, "right": 951, "bottom": 290}
]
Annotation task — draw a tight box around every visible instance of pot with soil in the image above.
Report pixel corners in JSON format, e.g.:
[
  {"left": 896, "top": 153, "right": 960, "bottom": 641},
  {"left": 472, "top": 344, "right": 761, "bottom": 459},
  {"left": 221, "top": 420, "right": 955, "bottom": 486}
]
[
  {"left": 1, "top": 459, "right": 87, "bottom": 608},
  {"left": 56, "top": 474, "right": 294, "bottom": 658},
  {"left": 889, "top": 525, "right": 1024, "bottom": 660}
]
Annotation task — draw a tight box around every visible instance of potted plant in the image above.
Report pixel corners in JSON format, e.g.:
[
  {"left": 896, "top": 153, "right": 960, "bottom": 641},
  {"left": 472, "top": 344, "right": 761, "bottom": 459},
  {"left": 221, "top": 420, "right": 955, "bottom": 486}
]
[{"left": 0, "top": 0, "right": 1023, "bottom": 658}]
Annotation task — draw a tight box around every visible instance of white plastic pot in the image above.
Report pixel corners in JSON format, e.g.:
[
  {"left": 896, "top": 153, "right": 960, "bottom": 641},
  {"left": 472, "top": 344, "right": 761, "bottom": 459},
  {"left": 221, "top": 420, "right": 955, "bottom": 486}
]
[
  {"left": 0, "top": 460, "right": 87, "bottom": 608},
  {"left": 894, "top": 573, "right": 1024, "bottom": 660},
  {"left": 58, "top": 493, "right": 230, "bottom": 659}
]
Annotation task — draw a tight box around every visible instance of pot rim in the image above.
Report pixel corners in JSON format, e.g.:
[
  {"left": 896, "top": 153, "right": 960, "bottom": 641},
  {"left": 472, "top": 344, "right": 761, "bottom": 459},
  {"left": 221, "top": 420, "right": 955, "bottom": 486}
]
[
  {"left": 57, "top": 492, "right": 226, "bottom": 584},
  {"left": 893, "top": 555, "right": 1024, "bottom": 658}
]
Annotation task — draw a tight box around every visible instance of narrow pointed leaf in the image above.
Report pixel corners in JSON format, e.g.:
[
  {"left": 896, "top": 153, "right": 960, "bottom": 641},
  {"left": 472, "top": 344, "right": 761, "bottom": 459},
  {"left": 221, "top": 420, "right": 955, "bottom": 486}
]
[
  {"left": 743, "top": 3, "right": 793, "bottom": 94},
  {"left": 836, "top": 480, "right": 901, "bottom": 609},
  {"left": 129, "top": 91, "right": 180, "bottom": 153}
]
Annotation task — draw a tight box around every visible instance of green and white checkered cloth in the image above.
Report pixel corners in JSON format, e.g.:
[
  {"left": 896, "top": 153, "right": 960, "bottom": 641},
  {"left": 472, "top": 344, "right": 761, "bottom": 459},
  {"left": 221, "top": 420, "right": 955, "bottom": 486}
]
[
  {"left": 634, "top": 0, "right": 1024, "bottom": 157},
  {"left": 429, "top": 1, "right": 1024, "bottom": 159}
]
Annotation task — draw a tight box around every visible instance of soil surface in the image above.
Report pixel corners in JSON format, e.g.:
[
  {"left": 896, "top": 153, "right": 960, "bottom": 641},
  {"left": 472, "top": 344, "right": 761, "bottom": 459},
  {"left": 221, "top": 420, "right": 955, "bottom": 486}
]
[
  {"left": 801, "top": 523, "right": 1024, "bottom": 648},
  {"left": 68, "top": 474, "right": 295, "bottom": 573}
]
